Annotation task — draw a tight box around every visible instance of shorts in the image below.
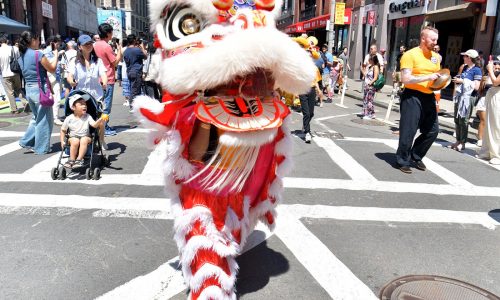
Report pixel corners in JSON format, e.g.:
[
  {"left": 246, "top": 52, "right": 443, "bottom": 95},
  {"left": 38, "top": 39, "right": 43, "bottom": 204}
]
[
  {"left": 62, "top": 78, "right": 72, "bottom": 90},
  {"left": 322, "top": 74, "right": 331, "bottom": 87},
  {"left": 476, "top": 96, "right": 486, "bottom": 111}
]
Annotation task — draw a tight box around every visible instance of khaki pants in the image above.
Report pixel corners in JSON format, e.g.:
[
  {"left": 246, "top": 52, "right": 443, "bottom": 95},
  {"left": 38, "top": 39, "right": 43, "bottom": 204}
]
[{"left": 1, "top": 74, "right": 24, "bottom": 112}]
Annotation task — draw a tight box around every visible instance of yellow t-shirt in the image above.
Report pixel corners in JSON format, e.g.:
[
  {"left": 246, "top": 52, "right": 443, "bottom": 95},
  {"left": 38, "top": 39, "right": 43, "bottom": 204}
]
[{"left": 400, "top": 47, "right": 441, "bottom": 94}]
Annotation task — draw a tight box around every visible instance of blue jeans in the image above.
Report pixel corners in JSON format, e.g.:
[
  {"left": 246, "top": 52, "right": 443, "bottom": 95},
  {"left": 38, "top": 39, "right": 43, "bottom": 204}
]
[
  {"left": 19, "top": 84, "right": 54, "bottom": 154},
  {"left": 103, "top": 84, "right": 115, "bottom": 115}
]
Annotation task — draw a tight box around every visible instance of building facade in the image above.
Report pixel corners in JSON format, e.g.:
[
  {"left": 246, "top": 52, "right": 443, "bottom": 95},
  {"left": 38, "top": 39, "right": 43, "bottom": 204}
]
[
  {"left": 98, "top": 0, "right": 149, "bottom": 38},
  {"left": 58, "top": 0, "right": 98, "bottom": 38},
  {"left": 4, "top": 0, "right": 59, "bottom": 39}
]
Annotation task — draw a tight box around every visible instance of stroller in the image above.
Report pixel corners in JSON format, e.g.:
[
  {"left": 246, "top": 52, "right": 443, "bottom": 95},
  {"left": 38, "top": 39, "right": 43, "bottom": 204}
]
[{"left": 51, "top": 90, "right": 109, "bottom": 180}]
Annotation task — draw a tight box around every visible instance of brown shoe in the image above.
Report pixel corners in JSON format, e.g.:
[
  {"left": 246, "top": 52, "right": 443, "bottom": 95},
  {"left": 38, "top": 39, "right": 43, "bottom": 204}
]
[
  {"left": 413, "top": 160, "right": 426, "bottom": 171},
  {"left": 399, "top": 165, "right": 412, "bottom": 174}
]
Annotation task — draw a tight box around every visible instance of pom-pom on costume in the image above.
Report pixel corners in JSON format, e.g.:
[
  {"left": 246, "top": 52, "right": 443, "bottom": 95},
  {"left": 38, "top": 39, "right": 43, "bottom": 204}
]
[{"left": 135, "top": 0, "right": 316, "bottom": 298}]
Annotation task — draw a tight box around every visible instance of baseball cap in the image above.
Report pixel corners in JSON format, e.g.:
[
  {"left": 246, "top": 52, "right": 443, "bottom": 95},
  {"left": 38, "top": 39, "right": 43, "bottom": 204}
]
[
  {"left": 460, "top": 49, "right": 479, "bottom": 59},
  {"left": 78, "top": 34, "right": 93, "bottom": 46},
  {"left": 68, "top": 94, "right": 85, "bottom": 108}
]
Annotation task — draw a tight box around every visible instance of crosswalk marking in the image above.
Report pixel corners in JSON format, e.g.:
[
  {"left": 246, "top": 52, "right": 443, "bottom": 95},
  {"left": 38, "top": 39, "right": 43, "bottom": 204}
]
[
  {"left": 313, "top": 136, "right": 377, "bottom": 182},
  {"left": 23, "top": 153, "right": 61, "bottom": 175},
  {"left": 140, "top": 140, "right": 166, "bottom": 180},
  {"left": 275, "top": 214, "right": 379, "bottom": 300},
  {"left": 0, "top": 141, "right": 22, "bottom": 157}
]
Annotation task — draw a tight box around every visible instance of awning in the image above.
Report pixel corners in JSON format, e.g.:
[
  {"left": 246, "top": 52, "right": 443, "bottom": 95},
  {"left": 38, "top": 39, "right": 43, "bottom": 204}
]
[
  {"left": 0, "top": 15, "right": 30, "bottom": 34},
  {"left": 285, "top": 22, "right": 305, "bottom": 34},
  {"left": 425, "top": 3, "right": 474, "bottom": 22}
]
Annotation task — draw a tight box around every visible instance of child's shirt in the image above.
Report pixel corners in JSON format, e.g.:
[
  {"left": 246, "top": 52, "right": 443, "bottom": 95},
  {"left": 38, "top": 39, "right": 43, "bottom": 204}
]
[{"left": 61, "top": 114, "right": 96, "bottom": 138}]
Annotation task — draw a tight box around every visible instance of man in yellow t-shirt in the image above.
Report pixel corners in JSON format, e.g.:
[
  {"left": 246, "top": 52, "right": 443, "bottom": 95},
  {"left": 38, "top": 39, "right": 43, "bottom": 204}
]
[{"left": 396, "top": 26, "right": 442, "bottom": 174}]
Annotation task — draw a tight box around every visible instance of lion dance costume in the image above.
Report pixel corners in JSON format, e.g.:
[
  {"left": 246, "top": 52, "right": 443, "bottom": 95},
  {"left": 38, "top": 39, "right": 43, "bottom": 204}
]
[{"left": 134, "top": 0, "right": 316, "bottom": 298}]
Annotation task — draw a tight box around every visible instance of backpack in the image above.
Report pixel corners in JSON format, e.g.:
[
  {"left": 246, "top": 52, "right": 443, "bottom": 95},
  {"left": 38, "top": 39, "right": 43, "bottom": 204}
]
[{"left": 9, "top": 47, "right": 21, "bottom": 74}]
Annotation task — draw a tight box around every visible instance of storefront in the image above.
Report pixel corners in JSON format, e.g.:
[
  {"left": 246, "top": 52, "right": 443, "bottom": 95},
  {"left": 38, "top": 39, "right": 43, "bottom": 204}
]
[{"left": 386, "top": 0, "right": 428, "bottom": 74}]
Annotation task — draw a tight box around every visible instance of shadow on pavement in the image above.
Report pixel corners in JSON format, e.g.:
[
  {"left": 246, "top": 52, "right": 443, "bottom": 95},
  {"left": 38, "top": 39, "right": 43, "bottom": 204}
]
[
  {"left": 488, "top": 209, "right": 500, "bottom": 223},
  {"left": 375, "top": 152, "right": 399, "bottom": 169},
  {"left": 236, "top": 233, "right": 289, "bottom": 297}
]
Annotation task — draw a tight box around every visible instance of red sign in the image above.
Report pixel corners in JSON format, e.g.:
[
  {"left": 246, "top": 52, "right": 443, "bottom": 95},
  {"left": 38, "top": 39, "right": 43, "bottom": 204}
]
[
  {"left": 463, "top": 0, "right": 485, "bottom": 2},
  {"left": 367, "top": 10, "right": 376, "bottom": 25},
  {"left": 285, "top": 22, "right": 305, "bottom": 34}
]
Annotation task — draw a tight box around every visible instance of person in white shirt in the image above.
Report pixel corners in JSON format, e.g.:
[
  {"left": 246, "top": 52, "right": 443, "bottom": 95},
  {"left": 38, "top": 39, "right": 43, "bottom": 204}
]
[
  {"left": 61, "top": 41, "right": 77, "bottom": 103},
  {"left": 0, "top": 35, "right": 25, "bottom": 114},
  {"left": 363, "top": 44, "right": 385, "bottom": 77},
  {"left": 67, "top": 35, "right": 108, "bottom": 150},
  {"left": 44, "top": 35, "right": 63, "bottom": 125}
]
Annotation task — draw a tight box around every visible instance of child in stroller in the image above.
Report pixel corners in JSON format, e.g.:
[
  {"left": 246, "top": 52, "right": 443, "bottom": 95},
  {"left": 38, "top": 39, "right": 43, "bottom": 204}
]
[{"left": 51, "top": 91, "right": 109, "bottom": 180}]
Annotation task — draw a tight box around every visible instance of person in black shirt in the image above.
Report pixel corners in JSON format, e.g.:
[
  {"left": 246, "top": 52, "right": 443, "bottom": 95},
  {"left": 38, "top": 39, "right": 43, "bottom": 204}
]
[{"left": 123, "top": 34, "right": 147, "bottom": 110}]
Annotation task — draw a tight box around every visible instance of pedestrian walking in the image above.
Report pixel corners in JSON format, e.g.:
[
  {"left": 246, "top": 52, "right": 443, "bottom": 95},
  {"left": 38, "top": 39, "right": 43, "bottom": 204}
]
[
  {"left": 94, "top": 23, "right": 123, "bottom": 136},
  {"left": 396, "top": 26, "right": 442, "bottom": 174},
  {"left": 449, "top": 49, "right": 482, "bottom": 152},
  {"left": 0, "top": 35, "right": 25, "bottom": 114},
  {"left": 361, "top": 54, "right": 380, "bottom": 119},
  {"left": 338, "top": 46, "right": 351, "bottom": 77},
  {"left": 476, "top": 62, "right": 500, "bottom": 147},
  {"left": 60, "top": 40, "right": 77, "bottom": 104},
  {"left": 17, "top": 31, "right": 59, "bottom": 154},
  {"left": 44, "top": 35, "right": 63, "bottom": 126},
  {"left": 320, "top": 44, "right": 333, "bottom": 101},
  {"left": 123, "top": 34, "right": 146, "bottom": 111},
  {"left": 478, "top": 57, "right": 500, "bottom": 165},
  {"left": 142, "top": 43, "right": 162, "bottom": 101}
]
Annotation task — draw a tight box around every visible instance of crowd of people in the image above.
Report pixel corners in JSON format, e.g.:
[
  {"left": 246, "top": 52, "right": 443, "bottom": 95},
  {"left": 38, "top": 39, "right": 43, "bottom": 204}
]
[
  {"left": 0, "top": 24, "right": 498, "bottom": 170},
  {"left": 0, "top": 24, "right": 162, "bottom": 159}
]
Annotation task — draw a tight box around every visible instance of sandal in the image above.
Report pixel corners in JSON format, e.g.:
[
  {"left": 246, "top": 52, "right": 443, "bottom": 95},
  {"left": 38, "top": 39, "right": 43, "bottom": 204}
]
[
  {"left": 64, "top": 160, "right": 75, "bottom": 168},
  {"left": 73, "top": 160, "right": 84, "bottom": 168}
]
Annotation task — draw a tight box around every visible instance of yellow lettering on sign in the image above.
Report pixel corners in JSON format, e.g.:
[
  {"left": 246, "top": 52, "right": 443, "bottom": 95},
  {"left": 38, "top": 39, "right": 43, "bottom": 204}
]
[{"left": 335, "top": 3, "right": 346, "bottom": 25}]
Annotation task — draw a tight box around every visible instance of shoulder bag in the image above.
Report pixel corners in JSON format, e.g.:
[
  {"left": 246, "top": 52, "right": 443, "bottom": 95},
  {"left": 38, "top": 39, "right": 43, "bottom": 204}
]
[
  {"left": 373, "top": 70, "right": 385, "bottom": 91},
  {"left": 9, "top": 46, "right": 21, "bottom": 74},
  {"left": 35, "top": 51, "right": 54, "bottom": 107}
]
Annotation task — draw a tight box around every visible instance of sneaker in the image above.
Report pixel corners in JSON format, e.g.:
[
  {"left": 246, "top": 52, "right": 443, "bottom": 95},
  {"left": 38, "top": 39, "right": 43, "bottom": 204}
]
[
  {"left": 54, "top": 119, "right": 63, "bottom": 126},
  {"left": 412, "top": 160, "right": 426, "bottom": 171},
  {"left": 362, "top": 115, "right": 372, "bottom": 120},
  {"left": 101, "top": 141, "right": 108, "bottom": 151},
  {"left": 122, "top": 100, "right": 129, "bottom": 106},
  {"left": 73, "top": 160, "right": 84, "bottom": 168},
  {"left": 489, "top": 158, "right": 500, "bottom": 165},
  {"left": 305, "top": 132, "right": 312, "bottom": 143},
  {"left": 319, "top": 102, "right": 324, "bottom": 108},
  {"left": 399, "top": 165, "right": 412, "bottom": 174},
  {"left": 104, "top": 129, "right": 117, "bottom": 136},
  {"left": 476, "top": 140, "right": 482, "bottom": 147}
]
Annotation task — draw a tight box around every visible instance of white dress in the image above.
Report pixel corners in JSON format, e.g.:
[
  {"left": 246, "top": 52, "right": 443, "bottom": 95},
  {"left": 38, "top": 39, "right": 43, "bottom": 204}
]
[{"left": 479, "top": 86, "right": 500, "bottom": 160}]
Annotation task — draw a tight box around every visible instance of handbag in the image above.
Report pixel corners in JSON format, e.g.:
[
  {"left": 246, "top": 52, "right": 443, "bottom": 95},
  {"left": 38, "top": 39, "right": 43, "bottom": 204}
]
[
  {"left": 373, "top": 73, "right": 385, "bottom": 90},
  {"left": 35, "top": 51, "right": 54, "bottom": 107},
  {"left": 9, "top": 47, "right": 21, "bottom": 74}
]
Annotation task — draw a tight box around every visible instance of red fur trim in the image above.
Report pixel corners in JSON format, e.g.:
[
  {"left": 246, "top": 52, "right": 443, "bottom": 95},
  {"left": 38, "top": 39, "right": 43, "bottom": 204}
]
[
  {"left": 153, "top": 34, "right": 162, "bottom": 49},
  {"left": 186, "top": 220, "right": 206, "bottom": 241},
  {"left": 180, "top": 186, "right": 245, "bottom": 230},
  {"left": 265, "top": 211, "right": 274, "bottom": 224},
  {"left": 231, "top": 229, "right": 241, "bottom": 244},
  {"left": 191, "top": 276, "right": 224, "bottom": 300},
  {"left": 190, "top": 249, "right": 231, "bottom": 275}
]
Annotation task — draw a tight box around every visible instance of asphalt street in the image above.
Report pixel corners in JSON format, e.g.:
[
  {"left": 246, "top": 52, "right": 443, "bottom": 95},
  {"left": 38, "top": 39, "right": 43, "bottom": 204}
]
[{"left": 0, "top": 87, "right": 499, "bottom": 299}]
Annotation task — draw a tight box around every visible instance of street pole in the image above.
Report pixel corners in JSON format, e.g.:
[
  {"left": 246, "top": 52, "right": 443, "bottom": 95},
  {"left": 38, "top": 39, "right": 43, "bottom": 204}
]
[{"left": 327, "top": 0, "right": 336, "bottom": 53}]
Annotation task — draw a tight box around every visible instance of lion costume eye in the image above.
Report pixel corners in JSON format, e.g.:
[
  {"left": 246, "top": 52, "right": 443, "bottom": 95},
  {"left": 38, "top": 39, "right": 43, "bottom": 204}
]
[{"left": 164, "top": 6, "right": 202, "bottom": 42}]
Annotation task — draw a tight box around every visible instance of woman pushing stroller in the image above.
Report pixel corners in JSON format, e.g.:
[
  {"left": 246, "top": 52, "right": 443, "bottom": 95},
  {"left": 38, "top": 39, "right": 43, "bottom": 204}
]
[{"left": 61, "top": 94, "right": 108, "bottom": 168}]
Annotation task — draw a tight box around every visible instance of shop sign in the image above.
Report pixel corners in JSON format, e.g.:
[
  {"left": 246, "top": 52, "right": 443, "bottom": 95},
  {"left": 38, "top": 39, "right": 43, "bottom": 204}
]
[
  {"left": 285, "top": 22, "right": 305, "bottom": 34},
  {"left": 388, "top": 0, "right": 427, "bottom": 20},
  {"left": 335, "top": 3, "right": 346, "bottom": 25},
  {"left": 42, "top": 2, "right": 53, "bottom": 19}
]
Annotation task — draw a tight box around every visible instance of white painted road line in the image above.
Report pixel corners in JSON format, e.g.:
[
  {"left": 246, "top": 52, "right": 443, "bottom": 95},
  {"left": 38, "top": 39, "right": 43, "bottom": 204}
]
[
  {"left": 313, "top": 136, "right": 377, "bottom": 182},
  {"left": 282, "top": 204, "right": 500, "bottom": 230},
  {"left": 0, "top": 128, "right": 149, "bottom": 139},
  {"left": 284, "top": 177, "right": 500, "bottom": 197},
  {"left": 0, "top": 141, "right": 22, "bottom": 157},
  {"left": 274, "top": 214, "right": 379, "bottom": 300},
  {"left": 315, "top": 113, "right": 355, "bottom": 121},
  {"left": 1, "top": 174, "right": 500, "bottom": 197},
  {"left": 381, "top": 141, "right": 473, "bottom": 187},
  {"left": 0, "top": 193, "right": 172, "bottom": 213},
  {"left": 22, "top": 153, "right": 61, "bottom": 175}
]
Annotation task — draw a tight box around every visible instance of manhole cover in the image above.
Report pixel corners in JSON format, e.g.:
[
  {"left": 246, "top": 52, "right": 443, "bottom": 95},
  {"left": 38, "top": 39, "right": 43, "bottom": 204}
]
[
  {"left": 379, "top": 275, "right": 500, "bottom": 300},
  {"left": 0, "top": 121, "right": 11, "bottom": 128},
  {"left": 351, "top": 118, "right": 386, "bottom": 126},
  {"left": 313, "top": 131, "right": 344, "bottom": 139}
]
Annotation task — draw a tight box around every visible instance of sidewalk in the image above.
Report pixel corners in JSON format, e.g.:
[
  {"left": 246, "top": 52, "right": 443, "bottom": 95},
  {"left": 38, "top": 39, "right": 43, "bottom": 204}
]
[{"left": 342, "top": 78, "right": 478, "bottom": 136}]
